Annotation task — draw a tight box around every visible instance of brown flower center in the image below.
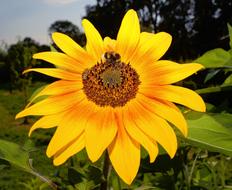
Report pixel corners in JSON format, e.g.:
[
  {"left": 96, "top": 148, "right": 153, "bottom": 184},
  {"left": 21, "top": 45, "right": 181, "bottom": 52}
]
[{"left": 82, "top": 51, "right": 140, "bottom": 108}]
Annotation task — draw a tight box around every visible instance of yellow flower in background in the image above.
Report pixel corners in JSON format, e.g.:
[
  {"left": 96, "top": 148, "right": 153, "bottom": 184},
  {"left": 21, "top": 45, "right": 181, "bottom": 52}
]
[{"left": 16, "top": 9, "right": 205, "bottom": 184}]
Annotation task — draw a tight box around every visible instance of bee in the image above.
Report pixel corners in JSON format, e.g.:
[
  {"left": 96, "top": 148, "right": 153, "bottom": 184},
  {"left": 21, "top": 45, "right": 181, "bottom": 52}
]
[
  {"left": 82, "top": 69, "right": 90, "bottom": 80},
  {"left": 102, "top": 51, "right": 121, "bottom": 65}
]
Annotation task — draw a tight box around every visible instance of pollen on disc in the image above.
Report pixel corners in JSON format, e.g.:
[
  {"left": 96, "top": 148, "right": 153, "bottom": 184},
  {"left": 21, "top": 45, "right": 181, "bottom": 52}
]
[{"left": 82, "top": 51, "right": 140, "bottom": 108}]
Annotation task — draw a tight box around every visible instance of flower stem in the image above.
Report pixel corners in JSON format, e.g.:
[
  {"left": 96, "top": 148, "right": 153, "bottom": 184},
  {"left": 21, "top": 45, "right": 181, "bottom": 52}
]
[{"left": 100, "top": 152, "right": 111, "bottom": 190}]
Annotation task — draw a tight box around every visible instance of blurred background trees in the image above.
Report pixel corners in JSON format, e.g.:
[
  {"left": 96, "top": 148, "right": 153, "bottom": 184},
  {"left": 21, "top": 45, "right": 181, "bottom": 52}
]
[
  {"left": 84, "top": 0, "right": 232, "bottom": 60},
  {"left": 0, "top": 0, "right": 231, "bottom": 91},
  {"left": 48, "top": 20, "right": 86, "bottom": 47}
]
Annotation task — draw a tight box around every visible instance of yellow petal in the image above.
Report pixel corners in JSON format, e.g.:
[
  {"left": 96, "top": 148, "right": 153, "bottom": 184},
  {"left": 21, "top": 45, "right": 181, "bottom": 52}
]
[
  {"left": 103, "top": 37, "right": 116, "bottom": 52},
  {"left": 82, "top": 19, "right": 104, "bottom": 62},
  {"left": 46, "top": 100, "right": 96, "bottom": 157},
  {"left": 137, "top": 94, "right": 188, "bottom": 137},
  {"left": 16, "top": 91, "right": 85, "bottom": 118},
  {"left": 131, "top": 32, "right": 172, "bottom": 67},
  {"left": 53, "top": 132, "right": 85, "bottom": 166},
  {"left": 116, "top": 9, "right": 140, "bottom": 63},
  {"left": 23, "top": 68, "right": 81, "bottom": 81},
  {"left": 128, "top": 100, "right": 177, "bottom": 158},
  {"left": 29, "top": 113, "right": 63, "bottom": 136},
  {"left": 29, "top": 80, "right": 82, "bottom": 105},
  {"left": 108, "top": 111, "right": 140, "bottom": 185},
  {"left": 140, "top": 60, "right": 204, "bottom": 85},
  {"left": 140, "top": 85, "right": 206, "bottom": 112},
  {"left": 123, "top": 107, "right": 158, "bottom": 163},
  {"left": 52, "top": 32, "right": 94, "bottom": 67},
  {"left": 85, "top": 108, "right": 117, "bottom": 162},
  {"left": 33, "top": 52, "right": 85, "bottom": 73}
]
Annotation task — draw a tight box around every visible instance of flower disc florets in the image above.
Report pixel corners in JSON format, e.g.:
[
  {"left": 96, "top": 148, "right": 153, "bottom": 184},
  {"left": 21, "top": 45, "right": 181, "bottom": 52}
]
[{"left": 82, "top": 52, "right": 140, "bottom": 107}]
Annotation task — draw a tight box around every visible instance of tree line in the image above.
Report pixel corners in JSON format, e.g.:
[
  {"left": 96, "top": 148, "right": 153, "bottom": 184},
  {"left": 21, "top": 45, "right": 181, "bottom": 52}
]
[{"left": 0, "top": 0, "right": 231, "bottom": 87}]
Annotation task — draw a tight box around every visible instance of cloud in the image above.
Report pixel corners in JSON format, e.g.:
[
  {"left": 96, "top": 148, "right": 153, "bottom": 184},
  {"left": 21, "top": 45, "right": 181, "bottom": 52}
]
[{"left": 44, "top": 0, "right": 79, "bottom": 5}]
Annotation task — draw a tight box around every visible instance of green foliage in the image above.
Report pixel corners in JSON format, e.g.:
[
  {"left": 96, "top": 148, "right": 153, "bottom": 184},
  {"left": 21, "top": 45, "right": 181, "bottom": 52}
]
[
  {"left": 196, "top": 85, "right": 232, "bottom": 95},
  {"left": 0, "top": 139, "right": 57, "bottom": 190},
  {"left": 28, "top": 84, "right": 47, "bottom": 104},
  {"left": 194, "top": 23, "right": 232, "bottom": 96},
  {"left": 195, "top": 48, "right": 232, "bottom": 68},
  {"left": 188, "top": 24, "right": 232, "bottom": 159},
  {"left": 186, "top": 112, "right": 232, "bottom": 156},
  {"left": 0, "top": 139, "right": 31, "bottom": 172},
  {"left": 223, "top": 73, "right": 232, "bottom": 84},
  {"left": 7, "top": 38, "right": 38, "bottom": 90},
  {"left": 228, "top": 23, "right": 232, "bottom": 49}
]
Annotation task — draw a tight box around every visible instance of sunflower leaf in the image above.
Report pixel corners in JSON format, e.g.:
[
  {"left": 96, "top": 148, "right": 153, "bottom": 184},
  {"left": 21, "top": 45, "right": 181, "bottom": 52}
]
[
  {"left": 28, "top": 84, "right": 48, "bottom": 104},
  {"left": 227, "top": 23, "right": 232, "bottom": 49},
  {"left": 0, "top": 139, "right": 57, "bottom": 189},
  {"left": 68, "top": 167, "right": 84, "bottom": 185},
  {"left": 0, "top": 139, "right": 31, "bottom": 172},
  {"left": 195, "top": 48, "right": 232, "bottom": 68},
  {"left": 50, "top": 45, "right": 58, "bottom": 52},
  {"left": 196, "top": 85, "right": 232, "bottom": 94},
  {"left": 223, "top": 73, "right": 232, "bottom": 85},
  {"left": 203, "top": 69, "right": 220, "bottom": 83},
  {"left": 185, "top": 112, "right": 232, "bottom": 156}
]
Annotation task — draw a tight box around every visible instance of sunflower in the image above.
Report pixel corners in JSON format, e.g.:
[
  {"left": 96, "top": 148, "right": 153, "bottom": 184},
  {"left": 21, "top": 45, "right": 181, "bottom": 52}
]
[{"left": 16, "top": 9, "right": 205, "bottom": 184}]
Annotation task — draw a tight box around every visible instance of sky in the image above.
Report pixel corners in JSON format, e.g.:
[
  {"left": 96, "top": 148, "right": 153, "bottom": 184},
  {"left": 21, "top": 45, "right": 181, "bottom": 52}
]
[{"left": 0, "top": 0, "right": 96, "bottom": 45}]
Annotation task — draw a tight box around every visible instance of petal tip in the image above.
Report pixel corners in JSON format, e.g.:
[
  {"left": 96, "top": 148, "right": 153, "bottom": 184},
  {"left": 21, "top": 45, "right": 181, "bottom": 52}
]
[
  {"left": 15, "top": 112, "right": 23, "bottom": 119},
  {"left": 192, "top": 63, "right": 205, "bottom": 72},
  {"left": 32, "top": 54, "right": 38, "bottom": 59},
  {"left": 86, "top": 149, "right": 100, "bottom": 163},
  {"left": 149, "top": 157, "right": 156, "bottom": 163},
  {"left": 15, "top": 114, "right": 20, "bottom": 119},
  {"left": 22, "top": 69, "right": 30, "bottom": 75},
  {"left": 28, "top": 132, "right": 32, "bottom": 137},
  {"left": 52, "top": 32, "right": 62, "bottom": 40},
  {"left": 200, "top": 103, "right": 206, "bottom": 112},
  {"left": 28, "top": 128, "right": 35, "bottom": 137},
  {"left": 194, "top": 96, "right": 206, "bottom": 112},
  {"left": 82, "top": 19, "right": 90, "bottom": 27},
  {"left": 53, "top": 158, "right": 63, "bottom": 166},
  {"left": 124, "top": 9, "right": 138, "bottom": 22},
  {"left": 127, "top": 9, "right": 136, "bottom": 14},
  {"left": 123, "top": 176, "right": 135, "bottom": 185},
  {"left": 46, "top": 148, "right": 53, "bottom": 158},
  {"left": 169, "top": 148, "right": 177, "bottom": 159}
]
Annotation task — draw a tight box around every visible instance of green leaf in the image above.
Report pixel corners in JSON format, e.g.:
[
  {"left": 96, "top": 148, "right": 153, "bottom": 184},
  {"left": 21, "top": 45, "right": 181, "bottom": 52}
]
[
  {"left": 196, "top": 85, "right": 232, "bottom": 94},
  {"left": 22, "top": 139, "right": 37, "bottom": 152},
  {"left": 204, "top": 69, "right": 220, "bottom": 83},
  {"left": 185, "top": 112, "right": 232, "bottom": 156},
  {"left": 0, "top": 139, "right": 31, "bottom": 172},
  {"left": 0, "top": 159, "right": 10, "bottom": 170},
  {"left": 50, "top": 45, "right": 58, "bottom": 52},
  {"left": 223, "top": 73, "right": 232, "bottom": 85},
  {"left": 87, "top": 165, "right": 102, "bottom": 185},
  {"left": 228, "top": 49, "right": 232, "bottom": 56},
  {"left": 227, "top": 23, "right": 232, "bottom": 49},
  {"left": 135, "top": 186, "right": 158, "bottom": 190},
  {"left": 0, "top": 139, "right": 57, "bottom": 189},
  {"left": 68, "top": 167, "right": 84, "bottom": 185},
  {"left": 28, "top": 84, "right": 48, "bottom": 104},
  {"left": 195, "top": 48, "right": 232, "bottom": 68}
]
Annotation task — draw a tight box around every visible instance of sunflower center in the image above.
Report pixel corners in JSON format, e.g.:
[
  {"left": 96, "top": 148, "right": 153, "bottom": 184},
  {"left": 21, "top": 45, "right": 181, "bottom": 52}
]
[{"left": 82, "top": 51, "right": 140, "bottom": 107}]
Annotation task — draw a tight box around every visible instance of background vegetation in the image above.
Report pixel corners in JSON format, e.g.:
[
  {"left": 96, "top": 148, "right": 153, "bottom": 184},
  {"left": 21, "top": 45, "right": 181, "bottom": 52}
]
[{"left": 0, "top": 0, "right": 232, "bottom": 189}]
